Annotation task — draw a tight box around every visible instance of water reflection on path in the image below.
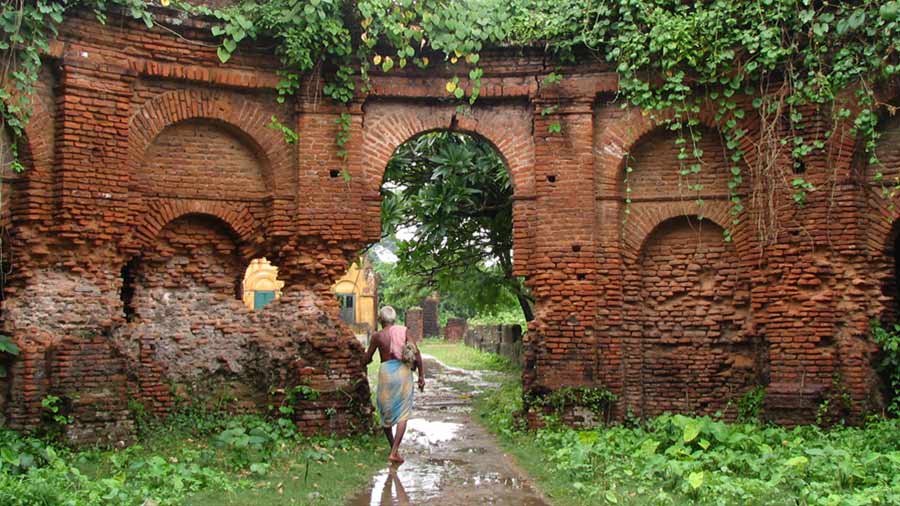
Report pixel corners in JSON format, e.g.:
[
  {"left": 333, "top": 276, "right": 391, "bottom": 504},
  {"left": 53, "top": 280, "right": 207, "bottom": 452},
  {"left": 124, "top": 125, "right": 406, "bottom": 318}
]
[{"left": 347, "top": 357, "right": 549, "bottom": 506}]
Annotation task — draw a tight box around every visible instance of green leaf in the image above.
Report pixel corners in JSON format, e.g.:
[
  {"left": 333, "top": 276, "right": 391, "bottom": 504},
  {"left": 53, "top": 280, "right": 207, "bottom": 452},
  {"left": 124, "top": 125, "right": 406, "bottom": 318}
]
[
  {"left": 683, "top": 421, "right": 701, "bottom": 443},
  {"left": 223, "top": 38, "right": 237, "bottom": 53},
  {"left": 217, "top": 46, "right": 232, "bottom": 63},
  {"left": 0, "top": 336, "right": 19, "bottom": 355},
  {"left": 785, "top": 456, "right": 809, "bottom": 468},
  {"left": 847, "top": 10, "right": 866, "bottom": 30},
  {"left": 687, "top": 471, "right": 704, "bottom": 490}
]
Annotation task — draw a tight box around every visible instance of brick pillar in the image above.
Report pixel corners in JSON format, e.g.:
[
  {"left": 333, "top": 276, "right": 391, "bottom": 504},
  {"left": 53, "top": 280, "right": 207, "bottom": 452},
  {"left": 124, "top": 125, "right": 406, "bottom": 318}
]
[
  {"left": 422, "top": 294, "right": 440, "bottom": 338},
  {"left": 55, "top": 57, "right": 133, "bottom": 241},
  {"left": 443, "top": 318, "right": 467, "bottom": 342},
  {"left": 524, "top": 96, "right": 599, "bottom": 401},
  {"left": 406, "top": 307, "right": 423, "bottom": 341},
  {"left": 1, "top": 55, "right": 135, "bottom": 440}
]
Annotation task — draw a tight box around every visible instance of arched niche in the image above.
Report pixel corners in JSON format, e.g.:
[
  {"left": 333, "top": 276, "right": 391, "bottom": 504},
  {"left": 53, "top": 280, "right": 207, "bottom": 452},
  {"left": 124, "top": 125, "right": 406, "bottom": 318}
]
[
  {"left": 633, "top": 216, "right": 759, "bottom": 418},
  {"left": 140, "top": 119, "right": 269, "bottom": 201}
]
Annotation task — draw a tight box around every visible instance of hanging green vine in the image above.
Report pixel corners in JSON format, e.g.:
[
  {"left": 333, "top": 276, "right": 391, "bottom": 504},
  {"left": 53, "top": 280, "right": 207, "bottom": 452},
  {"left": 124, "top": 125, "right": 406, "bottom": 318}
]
[
  {"left": 2, "top": 0, "right": 900, "bottom": 242},
  {"left": 1, "top": 1, "right": 152, "bottom": 157}
]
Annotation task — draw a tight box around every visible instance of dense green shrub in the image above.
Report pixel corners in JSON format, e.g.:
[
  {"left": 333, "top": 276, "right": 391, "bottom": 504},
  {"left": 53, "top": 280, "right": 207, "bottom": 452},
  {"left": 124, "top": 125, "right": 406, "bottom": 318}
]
[
  {"left": 0, "top": 411, "right": 378, "bottom": 506},
  {"left": 478, "top": 372, "right": 900, "bottom": 506}
]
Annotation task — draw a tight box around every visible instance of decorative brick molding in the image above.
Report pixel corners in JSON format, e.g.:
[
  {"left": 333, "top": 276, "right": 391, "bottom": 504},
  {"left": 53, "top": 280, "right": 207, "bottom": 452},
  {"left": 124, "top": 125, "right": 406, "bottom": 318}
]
[
  {"left": 122, "top": 198, "right": 264, "bottom": 256},
  {"left": 128, "top": 88, "right": 292, "bottom": 196}
]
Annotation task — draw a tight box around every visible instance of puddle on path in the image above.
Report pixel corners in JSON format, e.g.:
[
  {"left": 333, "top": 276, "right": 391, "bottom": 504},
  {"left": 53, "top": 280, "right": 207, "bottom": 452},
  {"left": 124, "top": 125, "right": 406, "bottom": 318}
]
[
  {"left": 347, "top": 358, "right": 549, "bottom": 506},
  {"left": 405, "top": 419, "right": 462, "bottom": 446}
]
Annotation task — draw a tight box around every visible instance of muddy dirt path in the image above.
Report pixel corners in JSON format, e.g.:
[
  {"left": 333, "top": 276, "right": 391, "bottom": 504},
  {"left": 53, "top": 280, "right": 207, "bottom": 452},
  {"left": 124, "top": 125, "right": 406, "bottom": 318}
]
[{"left": 347, "top": 356, "right": 549, "bottom": 506}]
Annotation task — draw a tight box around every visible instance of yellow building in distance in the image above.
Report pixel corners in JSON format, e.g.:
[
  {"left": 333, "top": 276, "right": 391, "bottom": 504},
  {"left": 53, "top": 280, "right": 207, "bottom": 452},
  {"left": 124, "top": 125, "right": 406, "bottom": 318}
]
[
  {"left": 242, "top": 258, "right": 284, "bottom": 310},
  {"left": 242, "top": 256, "right": 377, "bottom": 334},
  {"left": 331, "top": 256, "right": 378, "bottom": 334}
]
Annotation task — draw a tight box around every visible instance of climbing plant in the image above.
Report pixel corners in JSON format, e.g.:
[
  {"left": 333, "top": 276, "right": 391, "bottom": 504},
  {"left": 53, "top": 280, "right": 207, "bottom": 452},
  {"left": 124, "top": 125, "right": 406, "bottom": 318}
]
[{"left": 1, "top": 0, "right": 900, "bottom": 242}]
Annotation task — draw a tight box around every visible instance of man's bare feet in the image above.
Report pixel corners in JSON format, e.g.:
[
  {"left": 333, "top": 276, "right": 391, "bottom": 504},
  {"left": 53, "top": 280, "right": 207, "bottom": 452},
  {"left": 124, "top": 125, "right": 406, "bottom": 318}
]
[{"left": 388, "top": 453, "right": 405, "bottom": 465}]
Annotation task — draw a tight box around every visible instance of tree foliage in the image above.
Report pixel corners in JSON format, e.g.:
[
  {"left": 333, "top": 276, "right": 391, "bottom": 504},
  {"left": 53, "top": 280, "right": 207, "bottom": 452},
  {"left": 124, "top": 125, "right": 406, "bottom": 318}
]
[{"left": 380, "top": 131, "right": 532, "bottom": 321}]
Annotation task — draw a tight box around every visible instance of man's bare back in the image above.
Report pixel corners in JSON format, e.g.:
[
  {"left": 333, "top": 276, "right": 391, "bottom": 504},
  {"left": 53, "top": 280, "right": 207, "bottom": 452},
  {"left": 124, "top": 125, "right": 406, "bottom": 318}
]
[{"left": 364, "top": 324, "right": 425, "bottom": 389}]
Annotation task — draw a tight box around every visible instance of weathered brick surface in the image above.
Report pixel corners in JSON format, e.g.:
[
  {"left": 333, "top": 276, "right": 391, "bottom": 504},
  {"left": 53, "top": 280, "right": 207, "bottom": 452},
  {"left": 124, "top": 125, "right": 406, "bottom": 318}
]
[
  {"left": 625, "top": 218, "right": 760, "bottom": 419},
  {"left": 422, "top": 295, "right": 440, "bottom": 338},
  {"left": 405, "top": 308, "right": 423, "bottom": 341},
  {"left": 0, "top": 7, "right": 897, "bottom": 438},
  {"left": 443, "top": 318, "right": 467, "bottom": 342}
]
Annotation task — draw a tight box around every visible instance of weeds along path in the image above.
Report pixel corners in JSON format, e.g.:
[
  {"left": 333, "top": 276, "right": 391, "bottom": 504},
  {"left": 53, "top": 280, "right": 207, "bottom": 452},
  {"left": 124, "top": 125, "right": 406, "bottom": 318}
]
[{"left": 348, "top": 356, "right": 548, "bottom": 506}]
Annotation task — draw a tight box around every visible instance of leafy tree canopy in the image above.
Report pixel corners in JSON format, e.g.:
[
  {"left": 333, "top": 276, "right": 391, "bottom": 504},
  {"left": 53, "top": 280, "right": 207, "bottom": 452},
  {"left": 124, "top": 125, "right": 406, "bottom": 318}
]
[{"left": 379, "top": 132, "right": 533, "bottom": 321}]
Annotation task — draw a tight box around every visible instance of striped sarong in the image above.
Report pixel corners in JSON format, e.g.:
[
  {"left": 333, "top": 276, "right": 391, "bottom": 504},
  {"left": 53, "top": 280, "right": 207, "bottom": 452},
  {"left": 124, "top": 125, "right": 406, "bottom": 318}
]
[{"left": 376, "top": 359, "right": 414, "bottom": 427}]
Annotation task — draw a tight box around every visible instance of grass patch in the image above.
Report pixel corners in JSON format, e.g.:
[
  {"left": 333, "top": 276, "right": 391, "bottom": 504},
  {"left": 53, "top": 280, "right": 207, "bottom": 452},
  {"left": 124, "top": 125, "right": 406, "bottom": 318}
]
[
  {"left": 185, "top": 437, "right": 383, "bottom": 506},
  {"left": 474, "top": 371, "right": 900, "bottom": 506},
  {"left": 417, "top": 338, "right": 516, "bottom": 372},
  {"left": 0, "top": 409, "right": 385, "bottom": 506}
]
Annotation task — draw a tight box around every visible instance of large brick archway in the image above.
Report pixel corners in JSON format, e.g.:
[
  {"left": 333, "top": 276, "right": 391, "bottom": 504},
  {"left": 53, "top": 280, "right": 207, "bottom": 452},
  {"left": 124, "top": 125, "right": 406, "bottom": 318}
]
[
  {"left": 1, "top": 6, "right": 897, "bottom": 439},
  {"left": 358, "top": 99, "right": 536, "bottom": 274},
  {"left": 360, "top": 100, "right": 535, "bottom": 196}
]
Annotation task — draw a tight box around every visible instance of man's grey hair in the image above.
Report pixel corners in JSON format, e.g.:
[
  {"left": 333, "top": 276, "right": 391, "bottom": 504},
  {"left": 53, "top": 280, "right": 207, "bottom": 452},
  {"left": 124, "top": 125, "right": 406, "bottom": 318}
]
[{"left": 378, "top": 306, "right": 397, "bottom": 324}]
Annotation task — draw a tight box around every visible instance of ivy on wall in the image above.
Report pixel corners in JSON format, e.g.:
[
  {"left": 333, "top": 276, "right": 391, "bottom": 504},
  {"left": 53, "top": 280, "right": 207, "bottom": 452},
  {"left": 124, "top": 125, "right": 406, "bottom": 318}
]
[{"left": 2, "top": 0, "right": 900, "bottom": 240}]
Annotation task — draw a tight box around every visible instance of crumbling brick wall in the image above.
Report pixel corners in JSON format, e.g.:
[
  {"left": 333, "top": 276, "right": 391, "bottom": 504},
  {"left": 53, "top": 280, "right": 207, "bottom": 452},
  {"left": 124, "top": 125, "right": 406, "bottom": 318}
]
[
  {"left": 632, "top": 218, "right": 759, "bottom": 418},
  {"left": 612, "top": 127, "right": 764, "bottom": 420},
  {"left": 0, "top": 5, "right": 896, "bottom": 440},
  {"left": 116, "top": 214, "right": 253, "bottom": 412}
]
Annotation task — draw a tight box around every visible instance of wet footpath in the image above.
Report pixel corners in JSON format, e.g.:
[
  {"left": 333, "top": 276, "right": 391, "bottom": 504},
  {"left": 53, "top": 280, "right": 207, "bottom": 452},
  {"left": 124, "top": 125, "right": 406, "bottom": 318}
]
[{"left": 347, "top": 356, "right": 550, "bottom": 506}]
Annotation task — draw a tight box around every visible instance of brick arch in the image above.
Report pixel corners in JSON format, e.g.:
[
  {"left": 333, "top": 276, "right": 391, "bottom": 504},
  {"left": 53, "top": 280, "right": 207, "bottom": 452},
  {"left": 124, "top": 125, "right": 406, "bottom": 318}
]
[
  {"left": 623, "top": 205, "right": 748, "bottom": 261},
  {"left": 829, "top": 84, "right": 900, "bottom": 182},
  {"left": 128, "top": 89, "right": 292, "bottom": 194},
  {"left": 865, "top": 108, "right": 900, "bottom": 257},
  {"left": 626, "top": 214, "right": 759, "bottom": 418},
  {"left": 595, "top": 105, "right": 760, "bottom": 198},
  {"left": 615, "top": 116, "right": 757, "bottom": 266},
  {"left": 16, "top": 97, "right": 54, "bottom": 175},
  {"left": 124, "top": 199, "right": 263, "bottom": 258},
  {"left": 360, "top": 101, "right": 536, "bottom": 197}
]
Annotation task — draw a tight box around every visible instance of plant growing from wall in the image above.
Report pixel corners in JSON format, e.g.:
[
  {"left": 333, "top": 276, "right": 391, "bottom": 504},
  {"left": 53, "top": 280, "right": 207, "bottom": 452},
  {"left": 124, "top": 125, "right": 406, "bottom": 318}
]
[
  {"left": 734, "top": 385, "right": 766, "bottom": 423},
  {"left": 871, "top": 321, "right": 900, "bottom": 416},
  {"left": 527, "top": 385, "right": 618, "bottom": 423},
  {"left": 0, "top": 335, "right": 18, "bottom": 378}
]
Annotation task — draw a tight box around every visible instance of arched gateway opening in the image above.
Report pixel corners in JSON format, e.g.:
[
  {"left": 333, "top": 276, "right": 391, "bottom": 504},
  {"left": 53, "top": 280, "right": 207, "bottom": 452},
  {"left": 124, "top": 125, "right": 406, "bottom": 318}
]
[
  {"left": 352, "top": 125, "right": 539, "bottom": 504},
  {"left": 371, "top": 129, "right": 530, "bottom": 342}
]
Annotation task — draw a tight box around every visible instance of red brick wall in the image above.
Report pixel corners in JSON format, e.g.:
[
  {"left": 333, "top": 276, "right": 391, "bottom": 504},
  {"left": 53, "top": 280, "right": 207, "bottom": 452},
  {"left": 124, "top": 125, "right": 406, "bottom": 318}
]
[
  {"left": 405, "top": 308, "right": 423, "bottom": 341},
  {"left": 443, "top": 318, "right": 467, "bottom": 342},
  {"left": 113, "top": 213, "right": 372, "bottom": 433},
  {"left": 632, "top": 217, "right": 760, "bottom": 418},
  {"left": 117, "top": 214, "right": 249, "bottom": 407},
  {"left": 0, "top": 6, "right": 896, "bottom": 440},
  {"left": 141, "top": 120, "right": 268, "bottom": 200},
  {"left": 627, "top": 128, "right": 733, "bottom": 198}
]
